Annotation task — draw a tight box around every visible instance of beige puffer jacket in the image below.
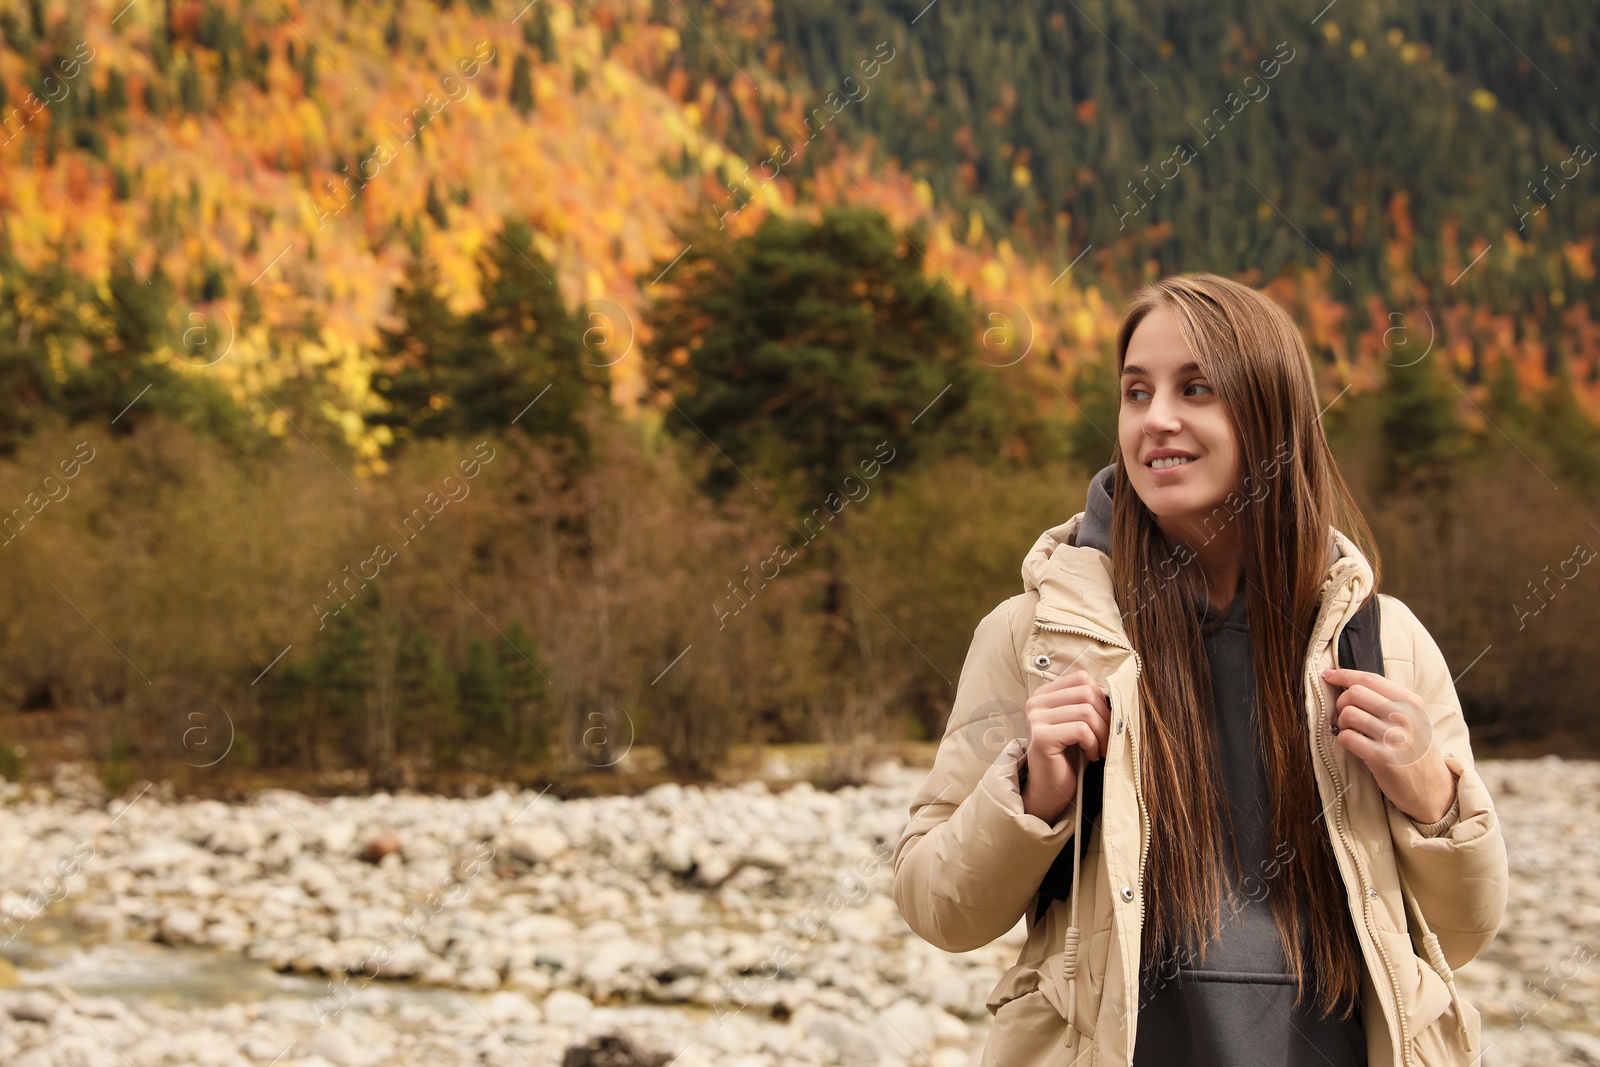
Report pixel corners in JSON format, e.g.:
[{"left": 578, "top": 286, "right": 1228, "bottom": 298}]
[{"left": 893, "top": 512, "right": 1507, "bottom": 1067}]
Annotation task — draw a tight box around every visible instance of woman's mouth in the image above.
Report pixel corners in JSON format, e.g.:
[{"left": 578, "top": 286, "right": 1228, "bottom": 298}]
[{"left": 1148, "top": 455, "right": 1197, "bottom": 472}]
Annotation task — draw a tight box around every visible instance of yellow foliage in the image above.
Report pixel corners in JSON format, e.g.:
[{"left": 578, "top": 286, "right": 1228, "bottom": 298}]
[
  {"left": 21, "top": 0, "right": 1547, "bottom": 461},
  {"left": 1564, "top": 242, "right": 1595, "bottom": 281},
  {"left": 601, "top": 61, "right": 629, "bottom": 98},
  {"left": 1071, "top": 307, "right": 1096, "bottom": 344}
]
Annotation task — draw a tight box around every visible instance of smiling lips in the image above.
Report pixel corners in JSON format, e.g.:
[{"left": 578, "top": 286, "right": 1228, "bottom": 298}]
[{"left": 1147, "top": 454, "right": 1197, "bottom": 473}]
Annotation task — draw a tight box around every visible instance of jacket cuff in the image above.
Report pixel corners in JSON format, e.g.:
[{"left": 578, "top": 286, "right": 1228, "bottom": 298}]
[
  {"left": 1385, "top": 757, "right": 1505, "bottom": 934},
  {"left": 1409, "top": 787, "right": 1461, "bottom": 838},
  {"left": 931, "top": 737, "right": 1077, "bottom": 912},
  {"left": 981, "top": 736, "right": 1077, "bottom": 833}
]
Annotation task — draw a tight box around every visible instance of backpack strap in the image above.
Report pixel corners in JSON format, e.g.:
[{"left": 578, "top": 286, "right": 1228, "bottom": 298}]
[{"left": 1337, "top": 592, "right": 1385, "bottom": 677}]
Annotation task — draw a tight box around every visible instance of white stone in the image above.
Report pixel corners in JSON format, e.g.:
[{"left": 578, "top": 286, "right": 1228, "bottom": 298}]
[
  {"left": 457, "top": 964, "right": 502, "bottom": 991},
  {"left": 124, "top": 840, "right": 205, "bottom": 876},
  {"left": 657, "top": 828, "right": 696, "bottom": 874},
  {"left": 795, "top": 1005, "right": 885, "bottom": 1066},
  {"left": 299, "top": 1043, "right": 361, "bottom": 1067},
  {"left": 541, "top": 990, "right": 594, "bottom": 1028},
  {"left": 508, "top": 826, "right": 569, "bottom": 865},
  {"left": 741, "top": 839, "right": 792, "bottom": 871},
  {"left": 874, "top": 998, "right": 934, "bottom": 1055},
  {"left": 486, "top": 990, "right": 534, "bottom": 1024},
  {"left": 931, "top": 1008, "right": 970, "bottom": 1042},
  {"left": 8, "top": 991, "right": 57, "bottom": 1022},
  {"left": 206, "top": 820, "right": 263, "bottom": 854},
  {"left": 579, "top": 937, "right": 656, "bottom": 989},
  {"left": 159, "top": 908, "right": 207, "bottom": 944},
  {"left": 691, "top": 844, "right": 735, "bottom": 888},
  {"left": 319, "top": 821, "right": 357, "bottom": 855}
]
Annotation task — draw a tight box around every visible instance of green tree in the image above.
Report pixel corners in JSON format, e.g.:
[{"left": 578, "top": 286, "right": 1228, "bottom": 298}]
[
  {"left": 0, "top": 254, "right": 248, "bottom": 452},
  {"left": 640, "top": 206, "right": 999, "bottom": 503},
  {"left": 258, "top": 608, "right": 370, "bottom": 770},
  {"left": 424, "top": 182, "right": 449, "bottom": 228},
  {"left": 1064, "top": 354, "right": 1121, "bottom": 472},
  {"left": 1378, "top": 351, "right": 1463, "bottom": 494},
  {"left": 395, "top": 627, "right": 460, "bottom": 766},
  {"left": 368, "top": 220, "right": 606, "bottom": 449},
  {"left": 523, "top": 4, "right": 556, "bottom": 62},
  {"left": 457, "top": 638, "right": 509, "bottom": 755},
  {"left": 509, "top": 53, "right": 534, "bottom": 115},
  {"left": 1529, "top": 374, "right": 1600, "bottom": 493},
  {"left": 499, "top": 620, "right": 551, "bottom": 763}
]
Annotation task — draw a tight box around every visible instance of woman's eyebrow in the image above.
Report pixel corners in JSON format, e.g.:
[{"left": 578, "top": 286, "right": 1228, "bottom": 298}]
[{"left": 1121, "top": 361, "right": 1201, "bottom": 377}]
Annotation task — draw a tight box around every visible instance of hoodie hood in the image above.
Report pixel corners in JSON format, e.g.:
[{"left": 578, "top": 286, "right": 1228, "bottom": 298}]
[{"left": 1075, "top": 462, "right": 1116, "bottom": 558}]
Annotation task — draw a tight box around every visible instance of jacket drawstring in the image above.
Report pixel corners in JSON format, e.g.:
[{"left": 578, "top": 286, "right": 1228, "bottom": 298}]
[
  {"left": 1062, "top": 750, "right": 1087, "bottom": 1049},
  {"left": 1400, "top": 875, "right": 1473, "bottom": 1052}
]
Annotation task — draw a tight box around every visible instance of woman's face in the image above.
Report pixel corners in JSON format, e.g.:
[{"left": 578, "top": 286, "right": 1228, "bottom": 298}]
[{"left": 1118, "top": 305, "right": 1241, "bottom": 536}]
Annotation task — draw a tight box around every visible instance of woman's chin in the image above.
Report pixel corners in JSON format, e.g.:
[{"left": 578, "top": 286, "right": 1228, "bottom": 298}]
[{"left": 1139, "top": 487, "right": 1232, "bottom": 527}]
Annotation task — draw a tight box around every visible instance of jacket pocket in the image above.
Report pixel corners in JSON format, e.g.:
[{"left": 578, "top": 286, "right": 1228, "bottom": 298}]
[
  {"left": 1086, "top": 928, "right": 1112, "bottom": 994},
  {"left": 980, "top": 988, "right": 1082, "bottom": 1067},
  {"left": 1375, "top": 928, "right": 1454, "bottom": 1035},
  {"left": 1408, "top": 993, "right": 1481, "bottom": 1067},
  {"left": 986, "top": 962, "right": 1044, "bottom": 1016}
]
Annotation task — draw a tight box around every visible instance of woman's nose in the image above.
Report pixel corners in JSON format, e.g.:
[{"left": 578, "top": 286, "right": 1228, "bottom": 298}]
[{"left": 1144, "top": 389, "right": 1183, "bottom": 432}]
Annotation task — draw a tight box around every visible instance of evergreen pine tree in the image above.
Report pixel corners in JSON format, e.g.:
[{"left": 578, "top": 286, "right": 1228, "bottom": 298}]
[{"left": 509, "top": 53, "right": 535, "bottom": 116}]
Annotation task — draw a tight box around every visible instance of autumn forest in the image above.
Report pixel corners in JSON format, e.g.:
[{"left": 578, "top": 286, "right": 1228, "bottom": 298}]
[{"left": 0, "top": 0, "right": 1597, "bottom": 792}]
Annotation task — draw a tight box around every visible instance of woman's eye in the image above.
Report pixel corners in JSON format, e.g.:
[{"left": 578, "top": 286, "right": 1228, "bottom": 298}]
[
  {"left": 1124, "top": 388, "right": 1150, "bottom": 402},
  {"left": 1184, "top": 382, "right": 1213, "bottom": 397}
]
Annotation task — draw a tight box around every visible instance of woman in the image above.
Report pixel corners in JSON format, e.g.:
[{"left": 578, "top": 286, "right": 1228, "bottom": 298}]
[{"left": 893, "top": 273, "right": 1506, "bottom": 1067}]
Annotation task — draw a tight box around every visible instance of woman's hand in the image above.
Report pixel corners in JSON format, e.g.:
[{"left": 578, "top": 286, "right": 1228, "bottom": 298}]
[
  {"left": 1321, "top": 666, "right": 1458, "bottom": 824},
  {"left": 1021, "top": 669, "right": 1111, "bottom": 824}
]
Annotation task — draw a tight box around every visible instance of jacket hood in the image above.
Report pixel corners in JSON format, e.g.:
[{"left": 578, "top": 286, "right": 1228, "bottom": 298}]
[
  {"left": 1018, "top": 462, "right": 1113, "bottom": 596},
  {"left": 1020, "top": 461, "right": 1364, "bottom": 604}
]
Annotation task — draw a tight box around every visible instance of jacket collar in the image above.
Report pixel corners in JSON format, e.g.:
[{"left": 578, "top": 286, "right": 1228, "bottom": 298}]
[{"left": 1019, "top": 510, "right": 1374, "bottom": 643}]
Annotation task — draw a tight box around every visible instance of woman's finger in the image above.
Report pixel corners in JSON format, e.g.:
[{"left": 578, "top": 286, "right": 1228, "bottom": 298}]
[
  {"left": 1030, "top": 687, "right": 1107, "bottom": 723},
  {"left": 1036, "top": 668, "right": 1109, "bottom": 700},
  {"left": 1337, "top": 706, "right": 1425, "bottom": 766},
  {"left": 1029, "top": 706, "right": 1109, "bottom": 759},
  {"left": 1326, "top": 671, "right": 1425, "bottom": 715},
  {"left": 1031, "top": 720, "right": 1102, "bottom": 762},
  {"left": 1334, "top": 722, "right": 1385, "bottom": 766},
  {"left": 1332, "top": 683, "right": 1389, "bottom": 717},
  {"left": 1334, "top": 692, "right": 1433, "bottom": 765},
  {"left": 1335, "top": 702, "right": 1389, "bottom": 741},
  {"left": 1028, "top": 678, "right": 1110, "bottom": 716}
]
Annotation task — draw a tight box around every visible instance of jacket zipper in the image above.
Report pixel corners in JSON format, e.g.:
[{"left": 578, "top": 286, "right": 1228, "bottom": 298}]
[
  {"left": 1126, "top": 654, "right": 1150, "bottom": 1040},
  {"left": 1312, "top": 619, "right": 1412, "bottom": 1067},
  {"left": 1034, "top": 619, "right": 1149, "bottom": 1055}
]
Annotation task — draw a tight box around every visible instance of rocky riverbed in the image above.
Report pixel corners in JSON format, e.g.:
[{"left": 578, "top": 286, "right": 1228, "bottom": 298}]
[{"left": 0, "top": 757, "right": 1594, "bottom": 1067}]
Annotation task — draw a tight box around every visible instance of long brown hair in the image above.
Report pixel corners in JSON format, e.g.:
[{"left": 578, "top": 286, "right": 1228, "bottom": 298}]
[{"left": 1109, "top": 273, "right": 1382, "bottom": 1018}]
